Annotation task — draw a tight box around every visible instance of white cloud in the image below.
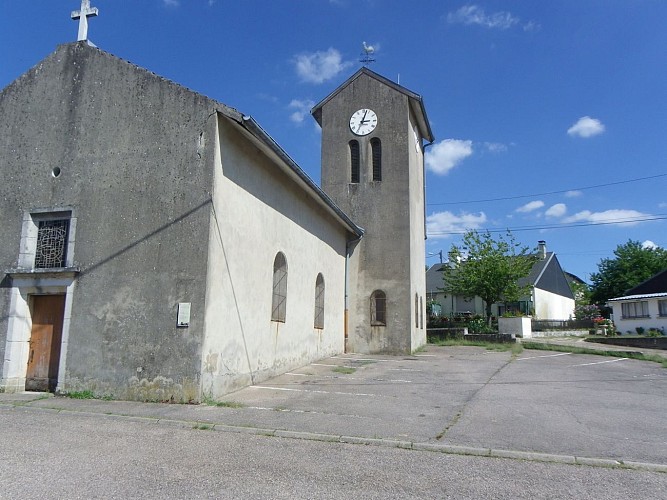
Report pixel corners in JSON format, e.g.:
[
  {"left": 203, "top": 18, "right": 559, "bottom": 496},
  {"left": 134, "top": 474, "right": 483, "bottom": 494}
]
[
  {"left": 545, "top": 203, "right": 567, "bottom": 218},
  {"left": 565, "top": 190, "right": 583, "bottom": 198},
  {"left": 425, "top": 139, "right": 473, "bottom": 175},
  {"left": 484, "top": 142, "right": 508, "bottom": 153},
  {"left": 516, "top": 200, "right": 544, "bottom": 213},
  {"left": 426, "top": 211, "right": 487, "bottom": 239},
  {"left": 562, "top": 209, "right": 650, "bottom": 226},
  {"left": 642, "top": 240, "right": 658, "bottom": 249},
  {"left": 294, "top": 48, "right": 352, "bottom": 84},
  {"left": 567, "top": 116, "right": 605, "bottom": 138},
  {"left": 447, "top": 5, "right": 519, "bottom": 29},
  {"left": 288, "top": 99, "right": 315, "bottom": 124}
]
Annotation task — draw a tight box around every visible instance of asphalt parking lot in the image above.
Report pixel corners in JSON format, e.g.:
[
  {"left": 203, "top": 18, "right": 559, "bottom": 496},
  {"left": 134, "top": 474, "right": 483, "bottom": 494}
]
[
  {"left": 4, "top": 344, "right": 666, "bottom": 466},
  {"left": 2, "top": 344, "right": 667, "bottom": 499}
]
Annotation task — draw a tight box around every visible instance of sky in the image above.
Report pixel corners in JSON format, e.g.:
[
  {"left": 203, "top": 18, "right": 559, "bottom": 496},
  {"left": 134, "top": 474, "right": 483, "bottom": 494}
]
[{"left": 1, "top": 1, "right": 666, "bottom": 282}]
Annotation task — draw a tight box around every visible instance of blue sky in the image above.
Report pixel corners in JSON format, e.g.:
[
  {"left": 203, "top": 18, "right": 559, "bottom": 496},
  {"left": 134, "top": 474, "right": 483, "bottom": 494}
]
[{"left": 2, "top": 1, "right": 666, "bottom": 282}]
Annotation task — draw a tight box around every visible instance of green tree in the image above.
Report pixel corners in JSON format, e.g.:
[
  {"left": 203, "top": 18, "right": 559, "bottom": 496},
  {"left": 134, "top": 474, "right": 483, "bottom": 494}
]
[
  {"left": 441, "top": 231, "right": 538, "bottom": 322},
  {"left": 590, "top": 240, "right": 667, "bottom": 307}
]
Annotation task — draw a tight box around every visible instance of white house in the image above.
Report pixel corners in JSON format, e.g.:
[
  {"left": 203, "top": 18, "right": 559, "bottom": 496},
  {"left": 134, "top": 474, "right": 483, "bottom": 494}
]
[{"left": 608, "top": 269, "right": 667, "bottom": 334}]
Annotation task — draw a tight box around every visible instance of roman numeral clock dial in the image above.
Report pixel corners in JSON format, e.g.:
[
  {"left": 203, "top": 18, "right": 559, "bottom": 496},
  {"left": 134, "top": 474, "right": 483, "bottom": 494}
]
[{"left": 349, "top": 108, "right": 378, "bottom": 136}]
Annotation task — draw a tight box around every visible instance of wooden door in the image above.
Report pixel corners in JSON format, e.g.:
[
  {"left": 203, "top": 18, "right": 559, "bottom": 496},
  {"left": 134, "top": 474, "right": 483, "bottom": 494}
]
[{"left": 25, "top": 295, "right": 66, "bottom": 392}]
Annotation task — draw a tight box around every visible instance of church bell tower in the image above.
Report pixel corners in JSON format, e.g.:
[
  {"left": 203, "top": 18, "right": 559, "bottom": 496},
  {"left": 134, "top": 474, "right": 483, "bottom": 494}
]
[{"left": 312, "top": 68, "right": 434, "bottom": 354}]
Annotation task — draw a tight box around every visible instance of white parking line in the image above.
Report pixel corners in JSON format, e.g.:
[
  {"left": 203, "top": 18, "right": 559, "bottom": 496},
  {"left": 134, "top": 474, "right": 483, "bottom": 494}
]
[
  {"left": 571, "top": 358, "right": 628, "bottom": 367},
  {"left": 251, "top": 386, "right": 379, "bottom": 397},
  {"left": 517, "top": 353, "right": 572, "bottom": 361}
]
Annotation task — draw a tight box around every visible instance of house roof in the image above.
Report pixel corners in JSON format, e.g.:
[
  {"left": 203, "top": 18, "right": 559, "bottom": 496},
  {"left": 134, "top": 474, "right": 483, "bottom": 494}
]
[
  {"left": 608, "top": 292, "right": 667, "bottom": 302},
  {"left": 311, "top": 67, "right": 435, "bottom": 143},
  {"left": 427, "top": 251, "right": 574, "bottom": 300},
  {"left": 621, "top": 268, "right": 667, "bottom": 296}
]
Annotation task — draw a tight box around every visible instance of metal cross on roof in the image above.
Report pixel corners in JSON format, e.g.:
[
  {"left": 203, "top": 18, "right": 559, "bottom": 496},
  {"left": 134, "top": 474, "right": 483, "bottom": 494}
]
[{"left": 71, "top": 0, "right": 99, "bottom": 42}]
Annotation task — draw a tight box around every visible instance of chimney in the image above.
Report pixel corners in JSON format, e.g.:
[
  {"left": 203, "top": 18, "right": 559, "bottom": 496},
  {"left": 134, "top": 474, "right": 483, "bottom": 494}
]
[{"left": 538, "top": 240, "right": 547, "bottom": 260}]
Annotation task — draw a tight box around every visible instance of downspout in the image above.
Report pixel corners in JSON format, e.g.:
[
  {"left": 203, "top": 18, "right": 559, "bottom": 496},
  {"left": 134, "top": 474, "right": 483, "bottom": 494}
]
[{"left": 345, "top": 232, "right": 363, "bottom": 353}]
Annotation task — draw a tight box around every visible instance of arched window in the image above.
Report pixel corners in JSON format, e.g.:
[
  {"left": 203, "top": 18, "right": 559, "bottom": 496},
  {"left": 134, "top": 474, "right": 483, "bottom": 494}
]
[
  {"left": 314, "top": 273, "right": 325, "bottom": 329},
  {"left": 415, "top": 293, "right": 419, "bottom": 328},
  {"left": 370, "top": 290, "right": 386, "bottom": 326},
  {"left": 371, "top": 138, "right": 382, "bottom": 181},
  {"left": 349, "top": 140, "right": 360, "bottom": 183},
  {"left": 271, "top": 252, "right": 288, "bottom": 322}
]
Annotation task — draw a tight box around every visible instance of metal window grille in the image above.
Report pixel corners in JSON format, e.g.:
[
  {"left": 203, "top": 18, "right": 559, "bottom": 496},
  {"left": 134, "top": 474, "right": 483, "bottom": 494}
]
[
  {"left": 271, "top": 253, "right": 288, "bottom": 322},
  {"left": 34, "top": 219, "right": 69, "bottom": 268},
  {"left": 370, "top": 290, "right": 386, "bottom": 326},
  {"left": 415, "top": 294, "right": 419, "bottom": 328},
  {"left": 314, "top": 274, "right": 325, "bottom": 329},
  {"left": 371, "top": 138, "right": 382, "bottom": 181},
  {"left": 350, "top": 140, "right": 360, "bottom": 183}
]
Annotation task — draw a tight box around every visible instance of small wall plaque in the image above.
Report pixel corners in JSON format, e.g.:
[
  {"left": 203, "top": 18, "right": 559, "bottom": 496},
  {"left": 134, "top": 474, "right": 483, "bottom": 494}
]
[{"left": 177, "top": 302, "right": 191, "bottom": 327}]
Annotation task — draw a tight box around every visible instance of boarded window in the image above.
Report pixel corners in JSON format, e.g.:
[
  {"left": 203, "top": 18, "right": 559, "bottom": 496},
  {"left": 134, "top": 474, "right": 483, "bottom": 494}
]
[
  {"left": 371, "top": 138, "right": 382, "bottom": 181},
  {"left": 370, "top": 290, "right": 386, "bottom": 326},
  {"left": 349, "top": 140, "right": 360, "bottom": 183},
  {"left": 34, "top": 219, "right": 70, "bottom": 269},
  {"left": 621, "top": 301, "right": 649, "bottom": 319},
  {"left": 271, "top": 253, "right": 288, "bottom": 322},
  {"left": 314, "top": 273, "right": 325, "bottom": 329}
]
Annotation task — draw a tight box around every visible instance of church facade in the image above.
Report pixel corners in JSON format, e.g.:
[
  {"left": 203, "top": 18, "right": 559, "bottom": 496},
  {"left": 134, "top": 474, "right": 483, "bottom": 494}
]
[{"left": 0, "top": 42, "right": 432, "bottom": 401}]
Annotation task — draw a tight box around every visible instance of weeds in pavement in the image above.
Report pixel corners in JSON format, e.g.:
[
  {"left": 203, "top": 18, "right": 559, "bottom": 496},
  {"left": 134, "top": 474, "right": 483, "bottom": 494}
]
[
  {"left": 192, "top": 423, "right": 213, "bottom": 430},
  {"left": 332, "top": 366, "right": 356, "bottom": 374}
]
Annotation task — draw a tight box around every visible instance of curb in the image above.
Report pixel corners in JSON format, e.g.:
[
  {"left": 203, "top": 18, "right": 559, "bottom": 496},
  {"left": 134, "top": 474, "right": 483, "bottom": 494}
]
[{"left": 4, "top": 403, "right": 666, "bottom": 473}]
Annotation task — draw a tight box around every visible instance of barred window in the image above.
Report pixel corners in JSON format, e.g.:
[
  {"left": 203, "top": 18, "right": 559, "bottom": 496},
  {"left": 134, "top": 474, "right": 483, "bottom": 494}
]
[
  {"left": 314, "top": 273, "right": 325, "bottom": 329},
  {"left": 271, "top": 253, "right": 288, "bottom": 322},
  {"left": 659, "top": 300, "right": 667, "bottom": 317},
  {"left": 370, "top": 290, "right": 386, "bottom": 326},
  {"left": 621, "top": 301, "right": 649, "bottom": 319},
  {"left": 371, "top": 138, "right": 382, "bottom": 181},
  {"left": 420, "top": 296, "right": 424, "bottom": 329},
  {"left": 349, "top": 140, "right": 360, "bottom": 183},
  {"left": 34, "top": 219, "right": 70, "bottom": 268}
]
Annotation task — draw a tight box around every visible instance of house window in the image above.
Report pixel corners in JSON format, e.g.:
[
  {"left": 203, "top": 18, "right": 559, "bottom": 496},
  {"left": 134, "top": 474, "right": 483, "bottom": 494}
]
[
  {"left": 314, "top": 273, "right": 325, "bottom": 329},
  {"left": 621, "top": 301, "right": 649, "bottom": 319},
  {"left": 658, "top": 300, "right": 667, "bottom": 317},
  {"left": 34, "top": 219, "right": 70, "bottom": 269},
  {"left": 371, "top": 138, "right": 382, "bottom": 181},
  {"left": 370, "top": 290, "right": 386, "bottom": 326},
  {"left": 349, "top": 140, "right": 360, "bottom": 183},
  {"left": 271, "top": 252, "right": 288, "bottom": 322}
]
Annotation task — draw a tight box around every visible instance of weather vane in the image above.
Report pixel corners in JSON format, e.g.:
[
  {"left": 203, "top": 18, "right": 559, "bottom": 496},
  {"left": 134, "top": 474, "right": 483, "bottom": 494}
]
[
  {"left": 71, "top": 0, "right": 99, "bottom": 43},
  {"left": 360, "top": 41, "right": 376, "bottom": 66}
]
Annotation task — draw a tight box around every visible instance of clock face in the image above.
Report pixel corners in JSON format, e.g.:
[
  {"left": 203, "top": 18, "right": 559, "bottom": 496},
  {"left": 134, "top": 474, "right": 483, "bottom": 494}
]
[{"left": 349, "top": 108, "right": 378, "bottom": 136}]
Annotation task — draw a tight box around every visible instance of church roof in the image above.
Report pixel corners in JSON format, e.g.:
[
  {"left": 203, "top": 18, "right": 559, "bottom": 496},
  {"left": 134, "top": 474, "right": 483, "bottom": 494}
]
[
  {"left": 310, "top": 67, "right": 434, "bottom": 143},
  {"left": 3, "top": 42, "right": 364, "bottom": 239}
]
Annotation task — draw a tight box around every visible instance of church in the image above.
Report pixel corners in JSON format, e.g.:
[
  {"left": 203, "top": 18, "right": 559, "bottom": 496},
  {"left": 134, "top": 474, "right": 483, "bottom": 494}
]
[{"left": 0, "top": 9, "right": 433, "bottom": 401}]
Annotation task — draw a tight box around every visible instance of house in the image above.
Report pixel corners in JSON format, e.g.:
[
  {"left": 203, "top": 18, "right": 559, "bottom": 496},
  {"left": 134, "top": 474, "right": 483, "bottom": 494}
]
[
  {"left": 426, "top": 241, "right": 575, "bottom": 320},
  {"left": 1, "top": 32, "right": 431, "bottom": 396},
  {"left": 607, "top": 269, "right": 667, "bottom": 334}
]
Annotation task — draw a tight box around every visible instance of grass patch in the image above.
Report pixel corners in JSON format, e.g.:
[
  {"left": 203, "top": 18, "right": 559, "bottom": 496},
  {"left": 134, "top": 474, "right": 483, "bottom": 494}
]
[
  {"left": 521, "top": 341, "right": 667, "bottom": 368},
  {"left": 213, "top": 401, "right": 245, "bottom": 408},
  {"left": 431, "top": 339, "right": 523, "bottom": 354},
  {"left": 64, "top": 390, "right": 96, "bottom": 399},
  {"left": 192, "top": 423, "right": 213, "bottom": 430},
  {"left": 332, "top": 366, "right": 356, "bottom": 374}
]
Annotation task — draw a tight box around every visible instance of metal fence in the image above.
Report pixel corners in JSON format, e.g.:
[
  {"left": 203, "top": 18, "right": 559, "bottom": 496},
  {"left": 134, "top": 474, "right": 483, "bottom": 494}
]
[{"left": 531, "top": 319, "right": 593, "bottom": 332}]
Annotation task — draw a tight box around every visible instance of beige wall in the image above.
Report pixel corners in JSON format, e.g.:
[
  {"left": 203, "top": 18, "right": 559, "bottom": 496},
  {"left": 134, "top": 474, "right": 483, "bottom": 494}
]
[{"left": 200, "top": 117, "right": 349, "bottom": 398}]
